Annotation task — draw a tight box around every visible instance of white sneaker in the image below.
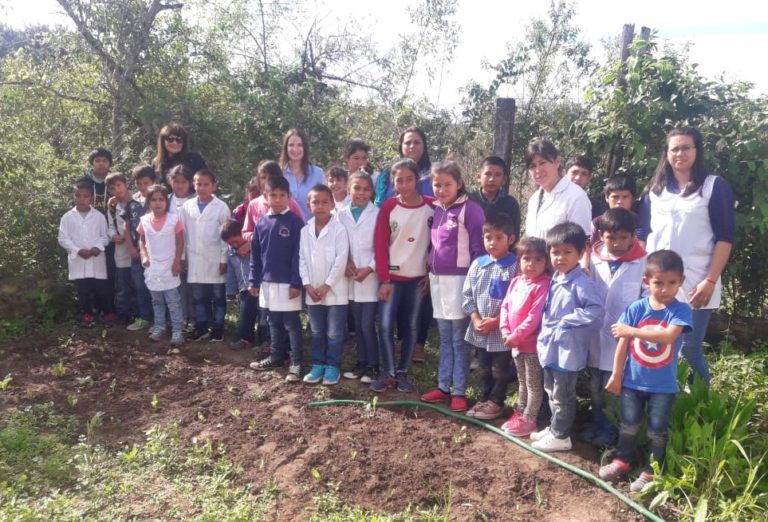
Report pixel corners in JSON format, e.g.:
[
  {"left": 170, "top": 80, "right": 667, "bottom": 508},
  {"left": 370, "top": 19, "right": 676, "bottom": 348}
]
[
  {"left": 531, "top": 432, "right": 572, "bottom": 452},
  {"left": 285, "top": 364, "right": 301, "bottom": 382},
  {"left": 127, "top": 318, "right": 149, "bottom": 331},
  {"left": 530, "top": 427, "right": 550, "bottom": 441}
]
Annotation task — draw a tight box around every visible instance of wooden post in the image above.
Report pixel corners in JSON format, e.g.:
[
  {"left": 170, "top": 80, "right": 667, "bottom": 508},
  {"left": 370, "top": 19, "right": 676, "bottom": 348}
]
[
  {"left": 492, "top": 98, "right": 515, "bottom": 171},
  {"left": 639, "top": 26, "right": 651, "bottom": 55},
  {"left": 619, "top": 24, "right": 635, "bottom": 66}
]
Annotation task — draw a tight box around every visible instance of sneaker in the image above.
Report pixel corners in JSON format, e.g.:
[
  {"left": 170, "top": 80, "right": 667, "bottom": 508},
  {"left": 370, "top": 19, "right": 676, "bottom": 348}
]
[
  {"left": 449, "top": 396, "right": 469, "bottom": 412},
  {"left": 598, "top": 459, "right": 631, "bottom": 482},
  {"left": 472, "top": 401, "right": 504, "bottom": 420},
  {"left": 170, "top": 333, "right": 184, "bottom": 347},
  {"left": 530, "top": 426, "right": 550, "bottom": 442},
  {"left": 500, "top": 410, "right": 523, "bottom": 431},
  {"left": 148, "top": 328, "right": 165, "bottom": 342},
  {"left": 189, "top": 329, "right": 210, "bottom": 341},
  {"left": 209, "top": 329, "right": 224, "bottom": 343},
  {"left": 249, "top": 357, "right": 284, "bottom": 371},
  {"left": 420, "top": 388, "right": 450, "bottom": 403},
  {"left": 79, "top": 313, "right": 95, "bottom": 328},
  {"left": 506, "top": 417, "right": 538, "bottom": 437},
  {"left": 342, "top": 365, "right": 366, "bottom": 380},
  {"left": 228, "top": 339, "right": 252, "bottom": 350},
  {"left": 466, "top": 400, "right": 488, "bottom": 418},
  {"left": 370, "top": 374, "right": 397, "bottom": 392},
  {"left": 412, "top": 343, "right": 426, "bottom": 363},
  {"left": 395, "top": 371, "right": 414, "bottom": 392},
  {"left": 360, "top": 367, "right": 378, "bottom": 384},
  {"left": 285, "top": 363, "right": 301, "bottom": 382},
  {"left": 183, "top": 323, "right": 196, "bottom": 335},
  {"left": 127, "top": 318, "right": 149, "bottom": 331},
  {"left": 303, "top": 364, "right": 325, "bottom": 384},
  {"left": 630, "top": 472, "right": 653, "bottom": 493},
  {"left": 102, "top": 312, "right": 118, "bottom": 325},
  {"left": 322, "top": 366, "right": 341, "bottom": 385},
  {"left": 531, "top": 431, "right": 572, "bottom": 452}
]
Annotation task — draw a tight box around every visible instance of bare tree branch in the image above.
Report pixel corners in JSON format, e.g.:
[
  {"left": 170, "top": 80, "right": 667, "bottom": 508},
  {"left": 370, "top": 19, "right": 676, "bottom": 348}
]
[{"left": 0, "top": 80, "right": 104, "bottom": 106}]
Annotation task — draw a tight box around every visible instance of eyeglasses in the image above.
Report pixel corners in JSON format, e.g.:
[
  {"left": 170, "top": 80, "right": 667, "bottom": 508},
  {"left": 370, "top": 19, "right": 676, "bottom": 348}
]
[
  {"left": 164, "top": 136, "right": 184, "bottom": 144},
  {"left": 669, "top": 145, "right": 695, "bottom": 154}
]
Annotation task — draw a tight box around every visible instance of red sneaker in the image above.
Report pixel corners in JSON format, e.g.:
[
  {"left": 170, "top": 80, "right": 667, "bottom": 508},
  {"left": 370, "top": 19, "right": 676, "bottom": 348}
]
[
  {"left": 449, "top": 396, "right": 469, "bottom": 412},
  {"left": 420, "top": 388, "right": 450, "bottom": 403},
  {"left": 102, "top": 312, "right": 118, "bottom": 324},
  {"left": 501, "top": 410, "right": 524, "bottom": 434},
  {"left": 79, "top": 313, "right": 95, "bottom": 328}
]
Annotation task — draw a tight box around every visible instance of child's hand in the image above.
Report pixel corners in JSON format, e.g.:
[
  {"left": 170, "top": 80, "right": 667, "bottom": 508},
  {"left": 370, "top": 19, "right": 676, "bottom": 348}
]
[
  {"left": 141, "top": 256, "right": 150, "bottom": 268},
  {"left": 605, "top": 374, "right": 622, "bottom": 396},
  {"left": 504, "top": 334, "right": 515, "bottom": 347},
  {"left": 248, "top": 286, "right": 259, "bottom": 297},
  {"left": 611, "top": 323, "right": 633, "bottom": 339},
  {"left": 127, "top": 245, "right": 140, "bottom": 260},
  {"left": 78, "top": 249, "right": 92, "bottom": 259},
  {"left": 288, "top": 288, "right": 301, "bottom": 300},
  {"left": 219, "top": 263, "right": 227, "bottom": 275},
  {"left": 418, "top": 276, "right": 430, "bottom": 296},
  {"left": 353, "top": 267, "right": 373, "bottom": 282},
  {"left": 317, "top": 284, "right": 330, "bottom": 300},
  {"left": 305, "top": 285, "right": 320, "bottom": 302},
  {"left": 475, "top": 318, "right": 498, "bottom": 335},
  {"left": 90, "top": 247, "right": 101, "bottom": 257},
  {"left": 172, "top": 259, "right": 182, "bottom": 276},
  {"left": 107, "top": 196, "right": 118, "bottom": 209},
  {"left": 112, "top": 234, "right": 125, "bottom": 245},
  {"left": 345, "top": 260, "right": 357, "bottom": 278},
  {"left": 378, "top": 283, "right": 392, "bottom": 302},
  {"left": 236, "top": 242, "right": 250, "bottom": 258}
]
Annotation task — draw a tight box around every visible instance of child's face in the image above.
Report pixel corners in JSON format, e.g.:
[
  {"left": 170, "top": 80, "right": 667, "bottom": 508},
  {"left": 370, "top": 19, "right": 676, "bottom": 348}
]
[
  {"left": 393, "top": 168, "right": 418, "bottom": 199},
  {"left": 308, "top": 189, "right": 334, "bottom": 221},
  {"left": 170, "top": 175, "right": 191, "bottom": 197},
  {"left": 267, "top": 188, "right": 289, "bottom": 214},
  {"left": 247, "top": 186, "right": 260, "bottom": 202},
  {"left": 600, "top": 230, "right": 634, "bottom": 258},
  {"left": 549, "top": 243, "right": 582, "bottom": 274},
  {"left": 135, "top": 176, "right": 154, "bottom": 196},
  {"left": 346, "top": 150, "right": 368, "bottom": 173},
  {"left": 477, "top": 164, "right": 506, "bottom": 196},
  {"left": 432, "top": 173, "right": 462, "bottom": 206},
  {"left": 605, "top": 190, "right": 634, "bottom": 210},
  {"left": 566, "top": 165, "right": 591, "bottom": 189},
  {"left": 349, "top": 179, "right": 373, "bottom": 206},
  {"left": 108, "top": 180, "right": 129, "bottom": 199},
  {"left": 520, "top": 252, "right": 547, "bottom": 280},
  {"left": 148, "top": 191, "right": 168, "bottom": 215},
  {"left": 482, "top": 229, "right": 513, "bottom": 260},
  {"left": 91, "top": 157, "right": 111, "bottom": 177},
  {"left": 225, "top": 236, "right": 247, "bottom": 250},
  {"left": 644, "top": 270, "right": 685, "bottom": 305},
  {"left": 528, "top": 154, "right": 561, "bottom": 192},
  {"left": 74, "top": 188, "right": 93, "bottom": 212},
  {"left": 193, "top": 174, "right": 216, "bottom": 201},
  {"left": 327, "top": 176, "right": 348, "bottom": 197}
]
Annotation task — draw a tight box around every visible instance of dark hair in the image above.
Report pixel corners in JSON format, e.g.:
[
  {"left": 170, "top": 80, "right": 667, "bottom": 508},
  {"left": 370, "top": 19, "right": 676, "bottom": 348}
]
[
  {"left": 105, "top": 172, "right": 128, "bottom": 186},
  {"left": 265, "top": 174, "right": 290, "bottom": 194},
  {"left": 645, "top": 249, "right": 685, "bottom": 277},
  {"left": 153, "top": 122, "right": 189, "bottom": 171},
  {"left": 167, "top": 164, "right": 194, "bottom": 196},
  {"left": 279, "top": 128, "right": 310, "bottom": 177},
  {"left": 246, "top": 175, "right": 260, "bottom": 192},
  {"left": 74, "top": 180, "right": 93, "bottom": 193},
  {"left": 398, "top": 126, "right": 431, "bottom": 173},
  {"left": 194, "top": 169, "right": 216, "bottom": 184},
  {"left": 649, "top": 127, "right": 707, "bottom": 197},
  {"left": 546, "top": 222, "right": 587, "bottom": 252},
  {"left": 308, "top": 183, "right": 334, "bottom": 202},
  {"left": 88, "top": 148, "right": 113, "bottom": 166},
  {"left": 390, "top": 158, "right": 419, "bottom": 181},
  {"left": 257, "top": 160, "right": 283, "bottom": 179},
  {"left": 131, "top": 164, "right": 157, "bottom": 182},
  {"left": 145, "top": 184, "right": 170, "bottom": 212},
  {"left": 431, "top": 161, "right": 467, "bottom": 198},
  {"left": 565, "top": 155, "right": 594, "bottom": 174},
  {"left": 524, "top": 139, "right": 560, "bottom": 169},
  {"left": 603, "top": 174, "right": 637, "bottom": 197},
  {"left": 483, "top": 212, "right": 515, "bottom": 237},
  {"left": 326, "top": 165, "right": 348, "bottom": 182},
  {"left": 348, "top": 171, "right": 375, "bottom": 201},
  {"left": 597, "top": 207, "right": 636, "bottom": 234},
  {"left": 220, "top": 219, "right": 243, "bottom": 241},
  {"left": 516, "top": 237, "right": 551, "bottom": 274},
  {"left": 343, "top": 139, "right": 371, "bottom": 159},
  {"left": 480, "top": 155, "right": 509, "bottom": 177}
]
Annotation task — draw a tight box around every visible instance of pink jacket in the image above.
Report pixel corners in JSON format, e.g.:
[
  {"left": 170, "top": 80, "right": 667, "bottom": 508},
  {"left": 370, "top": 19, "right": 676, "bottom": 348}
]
[
  {"left": 500, "top": 273, "right": 551, "bottom": 354},
  {"left": 242, "top": 195, "right": 305, "bottom": 241}
]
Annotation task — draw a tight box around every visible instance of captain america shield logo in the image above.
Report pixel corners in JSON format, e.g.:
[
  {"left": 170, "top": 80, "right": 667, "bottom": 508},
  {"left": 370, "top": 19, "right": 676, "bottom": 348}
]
[{"left": 629, "top": 318, "right": 675, "bottom": 369}]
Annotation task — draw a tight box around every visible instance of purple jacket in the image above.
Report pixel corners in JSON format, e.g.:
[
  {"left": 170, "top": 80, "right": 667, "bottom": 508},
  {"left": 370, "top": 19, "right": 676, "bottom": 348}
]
[{"left": 429, "top": 195, "right": 486, "bottom": 275}]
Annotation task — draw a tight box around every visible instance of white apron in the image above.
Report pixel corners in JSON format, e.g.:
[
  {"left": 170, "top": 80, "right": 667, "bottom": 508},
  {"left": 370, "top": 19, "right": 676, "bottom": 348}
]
[{"left": 142, "top": 213, "right": 181, "bottom": 292}]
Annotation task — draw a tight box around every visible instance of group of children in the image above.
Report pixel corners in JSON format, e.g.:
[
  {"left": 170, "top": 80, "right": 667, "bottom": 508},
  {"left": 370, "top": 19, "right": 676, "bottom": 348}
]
[{"left": 59, "top": 145, "right": 692, "bottom": 493}]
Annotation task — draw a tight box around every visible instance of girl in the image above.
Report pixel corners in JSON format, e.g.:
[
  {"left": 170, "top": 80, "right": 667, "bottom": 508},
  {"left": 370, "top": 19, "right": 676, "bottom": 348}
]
[
  {"left": 372, "top": 159, "right": 434, "bottom": 393},
  {"left": 153, "top": 122, "right": 207, "bottom": 188},
  {"left": 242, "top": 160, "right": 305, "bottom": 241},
  {"left": 279, "top": 129, "right": 325, "bottom": 219},
  {"left": 343, "top": 138, "right": 376, "bottom": 180},
  {"left": 419, "top": 162, "right": 485, "bottom": 412},
  {"left": 138, "top": 184, "right": 185, "bottom": 346},
  {"left": 499, "top": 237, "right": 551, "bottom": 437},
  {"left": 299, "top": 185, "right": 350, "bottom": 386},
  {"left": 338, "top": 171, "right": 380, "bottom": 383},
  {"left": 166, "top": 164, "right": 195, "bottom": 332}
]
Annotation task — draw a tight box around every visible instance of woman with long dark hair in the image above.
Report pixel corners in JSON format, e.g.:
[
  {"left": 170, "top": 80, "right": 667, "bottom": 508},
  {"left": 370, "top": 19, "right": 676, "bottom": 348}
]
[
  {"left": 153, "top": 123, "right": 207, "bottom": 186},
  {"left": 279, "top": 128, "right": 325, "bottom": 219},
  {"left": 374, "top": 126, "right": 433, "bottom": 207}
]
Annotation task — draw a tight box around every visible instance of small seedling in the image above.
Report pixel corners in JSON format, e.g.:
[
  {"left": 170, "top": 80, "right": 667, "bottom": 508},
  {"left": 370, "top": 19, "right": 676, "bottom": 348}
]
[
  {"left": 0, "top": 374, "right": 11, "bottom": 390},
  {"left": 365, "top": 395, "right": 379, "bottom": 417},
  {"left": 247, "top": 420, "right": 258, "bottom": 434},
  {"left": 86, "top": 411, "right": 103, "bottom": 443},
  {"left": 51, "top": 361, "right": 66, "bottom": 377},
  {"left": 311, "top": 468, "right": 321, "bottom": 481},
  {"left": 121, "top": 446, "right": 139, "bottom": 462},
  {"left": 196, "top": 411, "right": 206, "bottom": 422},
  {"left": 229, "top": 408, "right": 241, "bottom": 418},
  {"left": 109, "top": 378, "right": 117, "bottom": 393},
  {"left": 150, "top": 393, "right": 159, "bottom": 410},
  {"left": 452, "top": 426, "right": 472, "bottom": 445},
  {"left": 349, "top": 449, "right": 358, "bottom": 460},
  {"left": 67, "top": 393, "right": 78, "bottom": 407},
  {"left": 101, "top": 328, "right": 107, "bottom": 339}
]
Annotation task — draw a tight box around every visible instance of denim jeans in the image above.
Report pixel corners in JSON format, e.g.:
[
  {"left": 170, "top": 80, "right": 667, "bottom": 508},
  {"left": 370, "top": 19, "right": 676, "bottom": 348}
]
[
  {"left": 179, "top": 275, "right": 192, "bottom": 324},
  {"left": 351, "top": 301, "right": 378, "bottom": 369},
  {"left": 150, "top": 288, "right": 183, "bottom": 335},
  {"left": 308, "top": 304, "right": 348, "bottom": 368},
  {"left": 190, "top": 283, "right": 227, "bottom": 332},
  {"left": 543, "top": 367, "right": 578, "bottom": 438},
  {"left": 130, "top": 262, "right": 153, "bottom": 321},
  {"left": 436, "top": 318, "right": 472, "bottom": 396},
  {"left": 237, "top": 289, "right": 259, "bottom": 342},
  {"left": 225, "top": 250, "right": 240, "bottom": 296},
  {"left": 268, "top": 310, "right": 303, "bottom": 364},
  {"left": 379, "top": 279, "right": 424, "bottom": 377},
  {"left": 114, "top": 267, "right": 135, "bottom": 319},
  {"left": 588, "top": 366, "right": 612, "bottom": 426},
  {"left": 478, "top": 348, "right": 513, "bottom": 406},
  {"left": 681, "top": 308, "right": 714, "bottom": 384},
  {"left": 616, "top": 387, "right": 676, "bottom": 472}
]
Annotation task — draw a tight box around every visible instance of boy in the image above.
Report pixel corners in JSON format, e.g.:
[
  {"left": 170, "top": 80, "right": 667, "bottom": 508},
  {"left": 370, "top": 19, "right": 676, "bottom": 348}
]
[
  {"left": 531, "top": 222, "right": 604, "bottom": 452},
  {"left": 461, "top": 214, "right": 518, "bottom": 420},
  {"left": 585, "top": 207, "right": 647, "bottom": 447},
  {"left": 468, "top": 156, "right": 520, "bottom": 238},
  {"left": 599, "top": 250, "right": 692, "bottom": 493},
  {"left": 179, "top": 169, "right": 230, "bottom": 342},
  {"left": 123, "top": 166, "right": 155, "bottom": 330},
  {"left": 248, "top": 176, "right": 305, "bottom": 382},
  {"left": 590, "top": 175, "right": 639, "bottom": 244},
  {"left": 326, "top": 166, "right": 351, "bottom": 211},
  {"left": 57, "top": 182, "right": 113, "bottom": 327},
  {"left": 131, "top": 164, "right": 156, "bottom": 204},
  {"left": 565, "top": 155, "right": 604, "bottom": 219}
]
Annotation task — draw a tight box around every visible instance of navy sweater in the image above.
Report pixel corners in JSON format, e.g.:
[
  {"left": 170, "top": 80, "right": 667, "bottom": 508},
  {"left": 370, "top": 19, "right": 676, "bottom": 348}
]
[{"left": 249, "top": 210, "right": 304, "bottom": 289}]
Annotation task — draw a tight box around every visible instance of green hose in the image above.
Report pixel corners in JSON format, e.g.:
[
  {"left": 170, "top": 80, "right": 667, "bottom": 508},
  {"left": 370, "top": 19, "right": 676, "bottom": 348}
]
[{"left": 308, "top": 399, "right": 665, "bottom": 522}]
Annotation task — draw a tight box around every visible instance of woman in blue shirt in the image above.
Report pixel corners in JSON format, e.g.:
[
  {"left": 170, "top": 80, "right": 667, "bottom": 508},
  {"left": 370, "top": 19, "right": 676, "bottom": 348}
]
[{"left": 279, "top": 128, "right": 325, "bottom": 219}]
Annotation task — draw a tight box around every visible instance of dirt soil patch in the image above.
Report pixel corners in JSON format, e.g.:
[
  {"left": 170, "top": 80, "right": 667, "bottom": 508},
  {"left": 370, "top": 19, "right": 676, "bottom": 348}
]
[{"left": 0, "top": 329, "right": 645, "bottom": 521}]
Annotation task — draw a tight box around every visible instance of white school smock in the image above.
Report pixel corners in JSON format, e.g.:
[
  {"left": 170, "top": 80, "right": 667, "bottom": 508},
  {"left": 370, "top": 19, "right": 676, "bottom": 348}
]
[
  {"left": 179, "top": 196, "right": 230, "bottom": 284},
  {"left": 646, "top": 175, "right": 721, "bottom": 308},
  {"left": 429, "top": 273, "right": 467, "bottom": 320},
  {"left": 58, "top": 207, "right": 110, "bottom": 280},
  {"left": 168, "top": 194, "right": 191, "bottom": 214},
  {"left": 338, "top": 204, "right": 379, "bottom": 302},
  {"left": 259, "top": 282, "right": 303, "bottom": 312},
  {"left": 525, "top": 176, "right": 592, "bottom": 239},
  {"left": 141, "top": 213, "right": 181, "bottom": 292},
  {"left": 299, "top": 217, "right": 350, "bottom": 306}
]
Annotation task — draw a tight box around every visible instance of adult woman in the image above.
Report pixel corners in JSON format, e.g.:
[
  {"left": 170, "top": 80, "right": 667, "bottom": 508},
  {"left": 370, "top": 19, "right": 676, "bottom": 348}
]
[
  {"left": 523, "top": 139, "right": 592, "bottom": 240},
  {"left": 639, "top": 127, "right": 734, "bottom": 383},
  {"left": 279, "top": 128, "right": 325, "bottom": 219},
  {"left": 374, "top": 126, "right": 433, "bottom": 207},
  {"left": 153, "top": 123, "right": 207, "bottom": 187}
]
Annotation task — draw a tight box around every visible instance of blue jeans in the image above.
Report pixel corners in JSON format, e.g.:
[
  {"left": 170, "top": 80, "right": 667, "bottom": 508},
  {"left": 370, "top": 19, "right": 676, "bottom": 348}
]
[
  {"left": 308, "top": 304, "right": 348, "bottom": 368},
  {"left": 681, "top": 308, "right": 714, "bottom": 384},
  {"left": 237, "top": 290, "right": 260, "bottom": 342},
  {"left": 114, "top": 267, "right": 135, "bottom": 319},
  {"left": 378, "top": 279, "right": 424, "bottom": 377},
  {"left": 436, "top": 318, "right": 472, "bottom": 396},
  {"left": 616, "top": 387, "right": 676, "bottom": 472},
  {"left": 588, "top": 367, "right": 612, "bottom": 426},
  {"left": 150, "top": 288, "right": 183, "bottom": 335},
  {"left": 191, "top": 283, "right": 226, "bottom": 332},
  {"left": 179, "top": 275, "right": 193, "bottom": 324},
  {"left": 543, "top": 367, "right": 578, "bottom": 438},
  {"left": 268, "top": 310, "right": 302, "bottom": 365},
  {"left": 351, "top": 301, "right": 378, "bottom": 369},
  {"left": 130, "top": 262, "right": 153, "bottom": 321},
  {"left": 225, "top": 250, "right": 240, "bottom": 296}
]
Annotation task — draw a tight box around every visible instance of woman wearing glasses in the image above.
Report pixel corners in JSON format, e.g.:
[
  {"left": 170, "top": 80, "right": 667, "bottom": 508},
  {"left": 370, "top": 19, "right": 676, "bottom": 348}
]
[
  {"left": 153, "top": 123, "right": 207, "bottom": 187},
  {"left": 639, "top": 127, "right": 735, "bottom": 384}
]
